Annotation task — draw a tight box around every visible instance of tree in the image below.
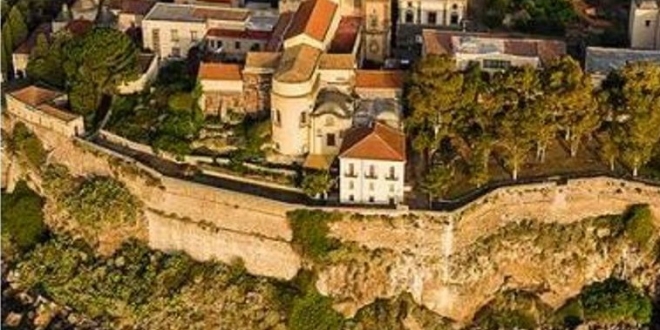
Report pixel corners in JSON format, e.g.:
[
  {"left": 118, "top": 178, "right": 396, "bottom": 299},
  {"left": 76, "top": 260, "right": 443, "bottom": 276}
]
[
  {"left": 601, "top": 62, "right": 660, "bottom": 176},
  {"left": 491, "top": 66, "right": 539, "bottom": 180},
  {"left": 27, "top": 32, "right": 70, "bottom": 88},
  {"left": 421, "top": 165, "right": 454, "bottom": 203},
  {"left": 577, "top": 278, "right": 652, "bottom": 325},
  {"left": 301, "top": 171, "right": 333, "bottom": 199},
  {"left": 406, "top": 55, "right": 463, "bottom": 163},
  {"left": 544, "top": 57, "right": 600, "bottom": 157},
  {"left": 63, "top": 27, "right": 139, "bottom": 117},
  {"left": 6, "top": 6, "right": 28, "bottom": 50}
]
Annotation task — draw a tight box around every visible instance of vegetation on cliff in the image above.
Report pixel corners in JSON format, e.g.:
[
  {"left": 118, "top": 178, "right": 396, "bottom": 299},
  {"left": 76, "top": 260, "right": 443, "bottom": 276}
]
[
  {"left": 288, "top": 210, "right": 343, "bottom": 264},
  {"left": 1, "top": 180, "right": 46, "bottom": 255},
  {"left": 4, "top": 123, "right": 47, "bottom": 170}
]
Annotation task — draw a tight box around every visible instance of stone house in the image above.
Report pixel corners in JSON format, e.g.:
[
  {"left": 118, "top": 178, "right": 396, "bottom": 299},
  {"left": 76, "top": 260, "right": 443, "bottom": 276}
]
[
  {"left": 629, "top": 0, "right": 660, "bottom": 49},
  {"left": 421, "top": 30, "right": 567, "bottom": 71},
  {"left": 197, "top": 62, "right": 244, "bottom": 120},
  {"left": 6, "top": 86, "right": 85, "bottom": 138},
  {"left": 398, "top": 0, "right": 467, "bottom": 27}
]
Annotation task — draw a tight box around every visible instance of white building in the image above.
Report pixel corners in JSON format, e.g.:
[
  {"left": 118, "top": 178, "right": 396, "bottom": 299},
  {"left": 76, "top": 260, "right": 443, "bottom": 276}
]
[
  {"left": 421, "top": 30, "right": 567, "bottom": 71},
  {"left": 141, "top": 2, "right": 277, "bottom": 59},
  {"left": 338, "top": 122, "right": 406, "bottom": 205},
  {"left": 629, "top": 0, "right": 660, "bottom": 49},
  {"left": 398, "top": 0, "right": 467, "bottom": 26}
]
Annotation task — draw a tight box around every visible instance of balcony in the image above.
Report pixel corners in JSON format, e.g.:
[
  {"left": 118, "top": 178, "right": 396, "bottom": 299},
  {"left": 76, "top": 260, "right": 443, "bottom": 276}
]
[
  {"left": 344, "top": 172, "right": 358, "bottom": 178},
  {"left": 365, "top": 173, "right": 378, "bottom": 179},
  {"left": 385, "top": 175, "right": 399, "bottom": 181}
]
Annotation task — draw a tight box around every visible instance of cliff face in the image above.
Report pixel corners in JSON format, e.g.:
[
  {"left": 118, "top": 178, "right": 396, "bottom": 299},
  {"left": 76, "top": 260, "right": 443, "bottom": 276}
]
[{"left": 321, "top": 182, "right": 660, "bottom": 324}]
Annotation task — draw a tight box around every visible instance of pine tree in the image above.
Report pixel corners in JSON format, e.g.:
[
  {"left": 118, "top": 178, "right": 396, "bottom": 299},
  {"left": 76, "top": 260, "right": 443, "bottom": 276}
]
[{"left": 6, "top": 6, "right": 28, "bottom": 50}]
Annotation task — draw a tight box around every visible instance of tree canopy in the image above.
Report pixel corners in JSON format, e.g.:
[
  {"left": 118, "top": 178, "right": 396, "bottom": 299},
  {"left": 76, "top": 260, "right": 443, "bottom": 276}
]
[{"left": 63, "top": 27, "right": 139, "bottom": 117}]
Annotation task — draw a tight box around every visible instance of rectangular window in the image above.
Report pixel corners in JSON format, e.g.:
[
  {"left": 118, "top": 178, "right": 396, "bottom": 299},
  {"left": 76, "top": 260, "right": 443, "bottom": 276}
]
[
  {"left": 327, "top": 133, "right": 336, "bottom": 147},
  {"left": 349, "top": 181, "right": 354, "bottom": 190},
  {"left": 483, "top": 59, "right": 511, "bottom": 70},
  {"left": 347, "top": 163, "right": 356, "bottom": 177},
  {"left": 300, "top": 112, "right": 307, "bottom": 126},
  {"left": 276, "top": 110, "right": 281, "bottom": 125},
  {"left": 152, "top": 29, "right": 160, "bottom": 53},
  {"left": 387, "top": 166, "right": 396, "bottom": 180},
  {"left": 170, "top": 29, "right": 179, "bottom": 42},
  {"left": 171, "top": 47, "right": 181, "bottom": 57},
  {"left": 368, "top": 196, "right": 375, "bottom": 203},
  {"left": 217, "top": 40, "right": 223, "bottom": 48},
  {"left": 235, "top": 41, "right": 241, "bottom": 50},
  {"left": 191, "top": 31, "right": 198, "bottom": 42},
  {"left": 389, "top": 184, "right": 394, "bottom": 192},
  {"left": 369, "top": 182, "right": 374, "bottom": 191},
  {"left": 646, "top": 20, "right": 651, "bottom": 27},
  {"left": 428, "top": 12, "right": 437, "bottom": 25},
  {"left": 367, "top": 165, "right": 376, "bottom": 178},
  {"left": 349, "top": 194, "right": 354, "bottom": 202}
]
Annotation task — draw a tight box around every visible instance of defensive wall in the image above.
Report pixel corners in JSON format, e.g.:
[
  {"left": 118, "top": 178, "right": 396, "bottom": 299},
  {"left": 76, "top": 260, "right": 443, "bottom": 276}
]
[{"left": 4, "top": 113, "right": 660, "bottom": 283}]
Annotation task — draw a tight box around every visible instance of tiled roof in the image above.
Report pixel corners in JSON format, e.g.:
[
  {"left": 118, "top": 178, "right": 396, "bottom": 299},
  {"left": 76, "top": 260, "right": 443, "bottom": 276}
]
[
  {"left": 265, "top": 11, "right": 293, "bottom": 51},
  {"left": 339, "top": 122, "right": 406, "bottom": 161},
  {"left": 284, "top": 0, "right": 337, "bottom": 42},
  {"left": 318, "top": 54, "right": 355, "bottom": 70},
  {"left": 144, "top": 3, "right": 248, "bottom": 22},
  {"left": 9, "top": 86, "right": 64, "bottom": 107},
  {"left": 245, "top": 52, "right": 281, "bottom": 69},
  {"left": 422, "top": 30, "right": 566, "bottom": 63},
  {"left": 274, "top": 44, "right": 322, "bottom": 83},
  {"left": 355, "top": 70, "right": 405, "bottom": 89},
  {"left": 329, "top": 16, "right": 361, "bottom": 54},
  {"left": 206, "top": 28, "right": 271, "bottom": 40},
  {"left": 14, "top": 23, "right": 51, "bottom": 55},
  {"left": 585, "top": 46, "right": 660, "bottom": 75},
  {"left": 65, "top": 19, "right": 94, "bottom": 36},
  {"left": 118, "top": 0, "right": 156, "bottom": 15},
  {"left": 198, "top": 62, "right": 243, "bottom": 80}
]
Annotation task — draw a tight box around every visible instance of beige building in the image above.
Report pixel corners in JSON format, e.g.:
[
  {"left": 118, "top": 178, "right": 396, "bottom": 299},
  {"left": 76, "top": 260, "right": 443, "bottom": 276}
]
[
  {"left": 6, "top": 86, "right": 85, "bottom": 138},
  {"left": 422, "top": 30, "right": 567, "bottom": 71},
  {"left": 197, "top": 62, "right": 244, "bottom": 120},
  {"left": 339, "top": 122, "right": 406, "bottom": 205},
  {"left": 629, "top": 0, "right": 660, "bottom": 49},
  {"left": 141, "top": 2, "right": 277, "bottom": 59},
  {"left": 398, "top": 0, "right": 467, "bottom": 26}
]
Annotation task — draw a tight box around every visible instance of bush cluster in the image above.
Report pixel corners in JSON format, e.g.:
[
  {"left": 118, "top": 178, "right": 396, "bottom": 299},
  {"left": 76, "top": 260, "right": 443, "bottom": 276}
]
[
  {"left": 1, "top": 180, "right": 46, "bottom": 252},
  {"left": 287, "top": 210, "right": 343, "bottom": 263}
]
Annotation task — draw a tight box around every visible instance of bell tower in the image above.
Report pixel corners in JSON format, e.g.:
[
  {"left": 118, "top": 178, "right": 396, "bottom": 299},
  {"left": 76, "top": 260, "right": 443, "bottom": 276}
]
[{"left": 362, "top": 0, "right": 391, "bottom": 64}]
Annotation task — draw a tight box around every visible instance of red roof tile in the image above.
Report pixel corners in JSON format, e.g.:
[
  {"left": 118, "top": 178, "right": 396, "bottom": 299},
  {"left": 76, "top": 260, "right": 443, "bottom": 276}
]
[
  {"left": 198, "top": 62, "right": 243, "bottom": 80},
  {"left": 339, "top": 122, "right": 406, "bottom": 161},
  {"left": 284, "top": 0, "right": 337, "bottom": 42},
  {"left": 9, "top": 86, "right": 64, "bottom": 107},
  {"left": 329, "top": 16, "right": 361, "bottom": 54},
  {"left": 355, "top": 70, "right": 405, "bottom": 89},
  {"left": 65, "top": 19, "right": 94, "bottom": 36},
  {"left": 119, "top": 0, "right": 156, "bottom": 15}
]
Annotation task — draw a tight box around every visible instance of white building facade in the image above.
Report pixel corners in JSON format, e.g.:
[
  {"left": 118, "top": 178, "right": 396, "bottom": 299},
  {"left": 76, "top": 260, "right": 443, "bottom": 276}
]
[
  {"left": 629, "top": 0, "right": 660, "bottom": 49},
  {"left": 398, "top": 0, "right": 467, "bottom": 26},
  {"left": 338, "top": 122, "right": 406, "bottom": 205}
]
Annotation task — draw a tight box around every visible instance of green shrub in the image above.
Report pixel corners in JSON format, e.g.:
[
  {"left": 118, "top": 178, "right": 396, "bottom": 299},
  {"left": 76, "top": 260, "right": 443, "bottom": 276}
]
[
  {"left": 63, "top": 176, "right": 142, "bottom": 227},
  {"left": 288, "top": 289, "right": 344, "bottom": 330},
  {"left": 623, "top": 204, "right": 656, "bottom": 250},
  {"left": 301, "top": 171, "right": 332, "bottom": 197},
  {"left": 556, "top": 278, "right": 653, "bottom": 326},
  {"left": 471, "top": 290, "right": 552, "bottom": 330},
  {"left": 1, "top": 181, "right": 46, "bottom": 251},
  {"left": 287, "top": 210, "right": 342, "bottom": 263},
  {"left": 11, "top": 122, "right": 47, "bottom": 168}
]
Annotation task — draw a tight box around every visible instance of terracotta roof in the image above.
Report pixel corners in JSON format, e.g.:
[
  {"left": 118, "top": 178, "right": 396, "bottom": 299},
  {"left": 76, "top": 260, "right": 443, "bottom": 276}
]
[
  {"left": 192, "top": 7, "right": 248, "bottom": 21},
  {"left": 245, "top": 52, "right": 281, "bottom": 69},
  {"left": 329, "top": 16, "right": 361, "bottom": 54},
  {"left": 284, "top": 0, "right": 337, "bottom": 42},
  {"left": 65, "top": 19, "right": 94, "bottom": 36},
  {"left": 118, "top": 0, "right": 155, "bottom": 15},
  {"left": 14, "top": 23, "right": 51, "bottom": 55},
  {"left": 198, "top": 62, "right": 243, "bottom": 80},
  {"left": 339, "top": 122, "right": 406, "bottom": 161},
  {"left": 206, "top": 28, "right": 271, "bottom": 40},
  {"left": 36, "top": 104, "right": 79, "bottom": 122},
  {"left": 274, "top": 44, "right": 322, "bottom": 83},
  {"left": 355, "top": 70, "right": 405, "bottom": 89},
  {"left": 9, "top": 86, "right": 64, "bottom": 107},
  {"left": 318, "top": 54, "right": 355, "bottom": 70},
  {"left": 265, "top": 11, "right": 293, "bottom": 51},
  {"left": 303, "top": 154, "right": 335, "bottom": 170},
  {"left": 422, "top": 30, "right": 566, "bottom": 63}
]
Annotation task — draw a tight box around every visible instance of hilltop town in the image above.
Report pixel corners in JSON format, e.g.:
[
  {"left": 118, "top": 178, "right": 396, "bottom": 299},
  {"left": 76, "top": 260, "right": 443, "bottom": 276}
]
[{"left": 1, "top": 0, "right": 660, "bottom": 329}]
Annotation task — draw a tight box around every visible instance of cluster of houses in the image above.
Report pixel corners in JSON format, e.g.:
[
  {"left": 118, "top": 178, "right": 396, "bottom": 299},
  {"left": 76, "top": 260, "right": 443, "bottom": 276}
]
[{"left": 5, "top": 0, "right": 660, "bottom": 206}]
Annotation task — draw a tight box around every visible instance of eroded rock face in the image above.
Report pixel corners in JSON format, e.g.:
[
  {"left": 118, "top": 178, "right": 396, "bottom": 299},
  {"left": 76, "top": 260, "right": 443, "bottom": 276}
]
[{"left": 321, "top": 208, "right": 660, "bottom": 325}]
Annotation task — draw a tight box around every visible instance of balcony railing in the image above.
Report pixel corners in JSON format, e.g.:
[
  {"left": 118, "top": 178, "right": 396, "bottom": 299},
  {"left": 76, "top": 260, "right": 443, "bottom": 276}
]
[
  {"left": 365, "top": 173, "right": 378, "bottom": 179},
  {"left": 344, "top": 172, "right": 358, "bottom": 178},
  {"left": 385, "top": 175, "right": 399, "bottom": 181}
]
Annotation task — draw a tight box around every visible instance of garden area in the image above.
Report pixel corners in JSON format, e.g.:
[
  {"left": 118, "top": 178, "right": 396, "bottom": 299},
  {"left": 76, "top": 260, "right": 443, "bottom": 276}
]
[{"left": 406, "top": 56, "right": 660, "bottom": 204}]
